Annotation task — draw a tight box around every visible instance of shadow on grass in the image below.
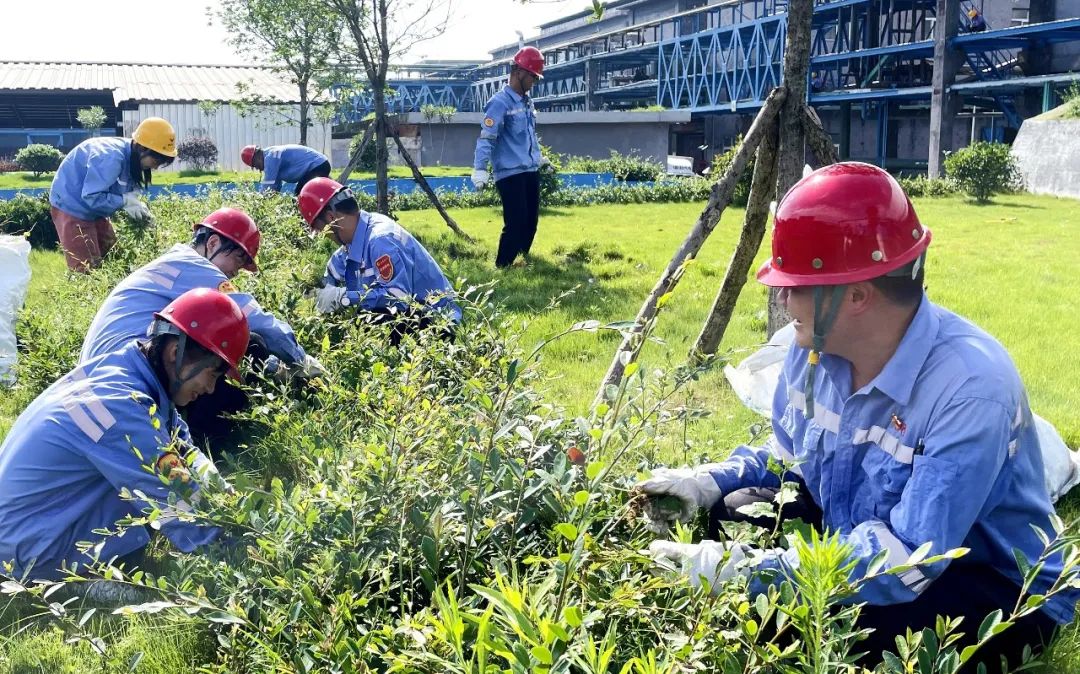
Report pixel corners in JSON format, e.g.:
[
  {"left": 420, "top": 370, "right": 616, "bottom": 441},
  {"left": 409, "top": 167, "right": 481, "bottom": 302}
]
[{"left": 419, "top": 233, "right": 637, "bottom": 319}]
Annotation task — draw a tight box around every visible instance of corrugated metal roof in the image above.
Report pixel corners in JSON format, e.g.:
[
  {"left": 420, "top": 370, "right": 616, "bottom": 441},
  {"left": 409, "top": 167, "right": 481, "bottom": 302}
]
[{"left": 0, "top": 61, "right": 320, "bottom": 105}]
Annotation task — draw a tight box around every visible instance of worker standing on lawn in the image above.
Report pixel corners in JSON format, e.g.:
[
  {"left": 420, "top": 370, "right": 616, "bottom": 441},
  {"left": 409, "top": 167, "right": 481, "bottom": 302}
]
[
  {"left": 0, "top": 289, "right": 245, "bottom": 581},
  {"left": 471, "top": 46, "right": 551, "bottom": 268},
  {"left": 635, "top": 163, "right": 1078, "bottom": 671},
  {"left": 80, "top": 206, "right": 324, "bottom": 439},
  {"left": 49, "top": 117, "right": 177, "bottom": 273},
  {"left": 241, "top": 144, "right": 331, "bottom": 195},
  {"left": 297, "top": 177, "right": 460, "bottom": 342}
]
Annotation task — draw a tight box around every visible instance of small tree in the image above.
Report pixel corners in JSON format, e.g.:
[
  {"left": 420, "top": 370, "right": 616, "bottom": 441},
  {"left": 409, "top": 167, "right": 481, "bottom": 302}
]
[
  {"left": 216, "top": 0, "right": 344, "bottom": 145},
  {"left": 76, "top": 106, "right": 107, "bottom": 137},
  {"left": 348, "top": 130, "right": 378, "bottom": 172},
  {"left": 325, "top": 0, "right": 453, "bottom": 214},
  {"left": 14, "top": 144, "right": 63, "bottom": 177},
  {"left": 177, "top": 137, "right": 219, "bottom": 171},
  {"left": 944, "top": 141, "right": 1021, "bottom": 203}
]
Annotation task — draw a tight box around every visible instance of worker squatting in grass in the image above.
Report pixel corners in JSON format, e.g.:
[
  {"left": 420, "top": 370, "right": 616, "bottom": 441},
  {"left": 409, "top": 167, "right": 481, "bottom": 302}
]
[{"left": 0, "top": 165, "right": 1078, "bottom": 671}]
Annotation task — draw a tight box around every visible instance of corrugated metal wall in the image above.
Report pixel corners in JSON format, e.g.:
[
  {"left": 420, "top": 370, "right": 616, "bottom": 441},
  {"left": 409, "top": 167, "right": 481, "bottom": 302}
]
[{"left": 122, "top": 103, "right": 332, "bottom": 172}]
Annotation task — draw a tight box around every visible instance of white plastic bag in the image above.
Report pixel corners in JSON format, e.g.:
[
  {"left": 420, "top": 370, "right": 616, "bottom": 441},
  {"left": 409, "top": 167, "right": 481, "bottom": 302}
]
[
  {"left": 724, "top": 322, "right": 1080, "bottom": 502},
  {"left": 0, "top": 235, "right": 31, "bottom": 385}
]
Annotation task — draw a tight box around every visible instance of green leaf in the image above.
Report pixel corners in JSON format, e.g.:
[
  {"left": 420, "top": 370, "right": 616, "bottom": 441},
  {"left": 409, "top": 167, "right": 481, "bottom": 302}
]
[
  {"left": 1013, "top": 547, "right": 1033, "bottom": 580},
  {"left": 586, "top": 462, "right": 605, "bottom": 480},
  {"left": 754, "top": 593, "right": 770, "bottom": 619},
  {"left": 906, "top": 541, "right": 933, "bottom": 566},
  {"left": 554, "top": 523, "right": 578, "bottom": 541},
  {"left": 531, "top": 645, "right": 553, "bottom": 665},
  {"left": 624, "top": 362, "right": 639, "bottom": 378},
  {"left": 563, "top": 606, "right": 583, "bottom": 628},
  {"left": 976, "top": 609, "right": 1003, "bottom": 642},
  {"left": 573, "top": 490, "right": 590, "bottom": 507},
  {"left": 506, "top": 359, "right": 520, "bottom": 385}
]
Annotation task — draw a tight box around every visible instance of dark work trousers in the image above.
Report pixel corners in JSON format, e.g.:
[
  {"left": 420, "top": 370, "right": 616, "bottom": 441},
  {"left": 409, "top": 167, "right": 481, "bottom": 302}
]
[
  {"left": 709, "top": 485, "right": 1057, "bottom": 672},
  {"left": 494, "top": 170, "right": 540, "bottom": 268},
  {"left": 293, "top": 161, "right": 333, "bottom": 196},
  {"left": 183, "top": 333, "right": 272, "bottom": 443}
]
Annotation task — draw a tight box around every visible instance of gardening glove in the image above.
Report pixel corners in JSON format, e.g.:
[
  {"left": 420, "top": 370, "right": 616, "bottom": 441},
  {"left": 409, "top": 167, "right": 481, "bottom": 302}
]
[
  {"left": 635, "top": 464, "right": 726, "bottom": 533},
  {"left": 471, "top": 169, "right": 490, "bottom": 190},
  {"left": 297, "top": 354, "right": 327, "bottom": 380},
  {"left": 315, "top": 285, "right": 347, "bottom": 314},
  {"left": 539, "top": 156, "right": 553, "bottom": 172},
  {"left": 122, "top": 192, "right": 152, "bottom": 223},
  {"left": 648, "top": 540, "right": 755, "bottom": 592}
]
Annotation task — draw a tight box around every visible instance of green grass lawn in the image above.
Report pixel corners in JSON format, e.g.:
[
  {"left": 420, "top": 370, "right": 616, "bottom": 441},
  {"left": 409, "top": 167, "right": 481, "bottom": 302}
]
[
  {"left": 2, "top": 192, "right": 1080, "bottom": 670},
  {"left": 0, "top": 165, "right": 473, "bottom": 189}
]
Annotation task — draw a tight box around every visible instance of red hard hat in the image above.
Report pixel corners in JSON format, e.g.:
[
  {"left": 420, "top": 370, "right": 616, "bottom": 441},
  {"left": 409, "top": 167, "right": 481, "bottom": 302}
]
[
  {"left": 240, "top": 145, "right": 259, "bottom": 167},
  {"left": 297, "top": 177, "right": 351, "bottom": 228},
  {"left": 154, "top": 288, "right": 250, "bottom": 381},
  {"left": 195, "top": 207, "right": 260, "bottom": 271},
  {"left": 757, "top": 162, "right": 931, "bottom": 287},
  {"left": 513, "top": 46, "right": 545, "bottom": 78}
]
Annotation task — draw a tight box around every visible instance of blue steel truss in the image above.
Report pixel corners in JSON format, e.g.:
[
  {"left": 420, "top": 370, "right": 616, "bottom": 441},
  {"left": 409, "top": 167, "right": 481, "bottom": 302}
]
[{"left": 334, "top": 0, "right": 1080, "bottom": 126}]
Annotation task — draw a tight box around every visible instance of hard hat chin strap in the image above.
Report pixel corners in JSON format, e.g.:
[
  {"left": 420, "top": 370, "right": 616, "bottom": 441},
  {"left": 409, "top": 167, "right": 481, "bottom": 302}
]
[{"left": 805, "top": 285, "right": 847, "bottom": 420}]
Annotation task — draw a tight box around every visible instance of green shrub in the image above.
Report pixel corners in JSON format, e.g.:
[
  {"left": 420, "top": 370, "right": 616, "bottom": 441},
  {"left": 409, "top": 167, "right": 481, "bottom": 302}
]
[
  {"left": 348, "top": 128, "right": 378, "bottom": 172},
  {"left": 1063, "top": 81, "right": 1080, "bottom": 120},
  {"left": 0, "top": 191, "right": 58, "bottom": 249},
  {"left": 563, "top": 150, "right": 663, "bottom": 182},
  {"left": 14, "top": 144, "right": 63, "bottom": 177},
  {"left": 944, "top": 141, "right": 1022, "bottom": 203},
  {"left": 2, "top": 187, "right": 1074, "bottom": 673},
  {"left": 177, "top": 137, "right": 219, "bottom": 171},
  {"left": 709, "top": 135, "right": 755, "bottom": 206},
  {"left": 539, "top": 142, "right": 562, "bottom": 197},
  {"left": 897, "top": 175, "right": 958, "bottom": 198}
]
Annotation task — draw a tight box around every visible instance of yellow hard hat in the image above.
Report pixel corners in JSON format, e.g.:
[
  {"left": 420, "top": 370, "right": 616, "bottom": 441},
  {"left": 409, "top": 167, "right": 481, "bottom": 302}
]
[
  {"left": 132, "top": 117, "right": 177, "bottom": 158},
  {"left": 968, "top": 8, "right": 978, "bottom": 16}
]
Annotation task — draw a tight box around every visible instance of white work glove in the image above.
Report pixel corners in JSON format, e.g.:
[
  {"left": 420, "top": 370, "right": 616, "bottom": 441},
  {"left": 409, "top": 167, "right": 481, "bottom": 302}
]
[
  {"left": 315, "top": 285, "right": 347, "bottom": 314},
  {"left": 539, "top": 156, "right": 553, "bottom": 172},
  {"left": 635, "top": 464, "right": 726, "bottom": 533},
  {"left": 648, "top": 540, "right": 755, "bottom": 593},
  {"left": 298, "top": 354, "right": 327, "bottom": 380},
  {"left": 471, "top": 169, "right": 490, "bottom": 190},
  {"left": 122, "top": 192, "right": 152, "bottom": 223}
]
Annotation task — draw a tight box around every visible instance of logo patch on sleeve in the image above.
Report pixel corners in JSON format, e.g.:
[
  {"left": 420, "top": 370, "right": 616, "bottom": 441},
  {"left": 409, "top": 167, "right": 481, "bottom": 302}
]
[
  {"left": 217, "top": 280, "right": 238, "bottom": 293},
  {"left": 375, "top": 254, "right": 395, "bottom": 281},
  {"left": 483, "top": 117, "right": 495, "bottom": 127}
]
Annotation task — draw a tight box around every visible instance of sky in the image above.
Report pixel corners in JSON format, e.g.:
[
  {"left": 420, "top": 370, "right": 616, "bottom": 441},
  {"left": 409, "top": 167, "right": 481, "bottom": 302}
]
[{"left": 0, "top": 0, "right": 582, "bottom": 65}]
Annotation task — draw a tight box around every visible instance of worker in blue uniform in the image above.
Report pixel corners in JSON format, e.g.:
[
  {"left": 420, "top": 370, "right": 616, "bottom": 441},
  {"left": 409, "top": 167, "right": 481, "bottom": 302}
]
[
  {"left": 81, "top": 207, "right": 324, "bottom": 438},
  {"left": 322, "top": 246, "right": 348, "bottom": 288},
  {"left": 636, "top": 163, "right": 1078, "bottom": 671},
  {"left": 472, "top": 46, "right": 551, "bottom": 268},
  {"left": 241, "top": 144, "right": 331, "bottom": 195},
  {"left": 297, "top": 178, "right": 460, "bottom": 343},
  {"left": 0, "top": 289, "right": 248, "bottom": 581},
  {"left": 49, "top": 117, "right": 177, "bottom": 272}
]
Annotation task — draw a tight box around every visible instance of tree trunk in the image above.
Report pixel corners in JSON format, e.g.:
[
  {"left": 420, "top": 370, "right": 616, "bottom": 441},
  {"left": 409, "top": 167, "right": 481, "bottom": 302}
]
[
  {"left": 767, "top": 0, "right": 815, "bottom": 338},
  {"left": 299, "top": 80, "right": 310, "bottom": 146},
  {"left": 691, "top": 122, "right": 780, "bottom": 360},
  {"left": 389, "top": 127, "right": 473, "bottom": 241},
  {"left": 337, "top": 122, "right": 375, "bottom": 183},
  {"left": 802, "top": 104, "right": 839, "bottom": 166},
  {"left": 373, "top": 81, "right": 389, "bottom": 214},
  {"left": 594, "top": 87, "right": 787, "bottom": 407}
]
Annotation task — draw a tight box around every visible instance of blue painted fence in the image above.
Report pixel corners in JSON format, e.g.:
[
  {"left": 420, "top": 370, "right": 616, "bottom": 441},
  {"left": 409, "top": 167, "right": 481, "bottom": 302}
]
[{"left": 0, "top": 173, "right": 616, "bottom": 202}]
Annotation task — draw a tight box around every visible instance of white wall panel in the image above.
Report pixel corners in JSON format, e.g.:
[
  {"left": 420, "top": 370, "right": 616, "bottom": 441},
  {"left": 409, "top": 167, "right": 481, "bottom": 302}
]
[{"left": 122, "top": 103, "right": 332, "bottom": 172}]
